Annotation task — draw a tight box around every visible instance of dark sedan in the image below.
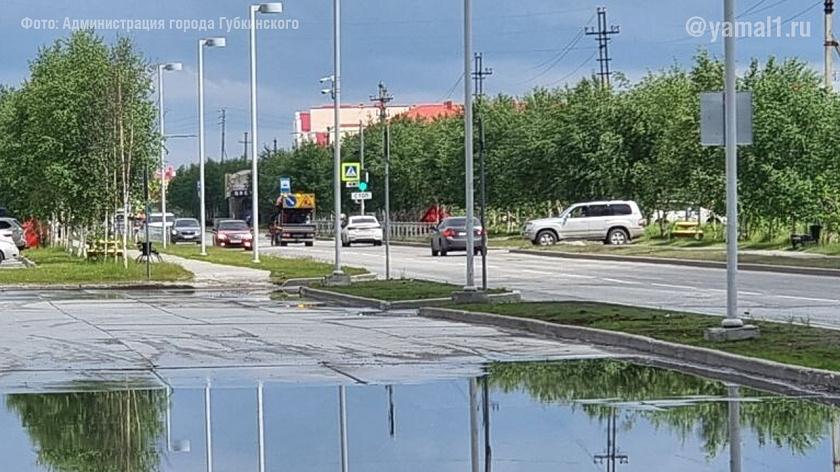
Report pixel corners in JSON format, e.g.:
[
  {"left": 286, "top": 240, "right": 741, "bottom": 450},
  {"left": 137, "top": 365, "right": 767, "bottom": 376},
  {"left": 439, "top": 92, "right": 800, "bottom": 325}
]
[
  {"left": 430, "top": 217, "right": 486, "bottom": 257},
  {"left": 170, "top": 218, "right": 202, "bottom": 244}
]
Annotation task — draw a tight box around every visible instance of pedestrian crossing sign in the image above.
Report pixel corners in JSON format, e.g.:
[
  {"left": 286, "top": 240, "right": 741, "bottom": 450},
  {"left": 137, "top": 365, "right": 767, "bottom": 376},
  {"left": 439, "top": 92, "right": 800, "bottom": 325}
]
[{"left": 341, "top": 163, "right": 361, "bottom": 182}]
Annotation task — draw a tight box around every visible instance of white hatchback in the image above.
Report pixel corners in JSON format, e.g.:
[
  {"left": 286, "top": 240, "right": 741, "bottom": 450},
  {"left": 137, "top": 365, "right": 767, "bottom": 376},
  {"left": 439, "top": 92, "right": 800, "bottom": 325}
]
[
  {"left": 523, "top": 200, "right": 647, "bottom": 246},
  {"left": 341, "top": 216, "right": 384, "bottom": 247},
  {"left": 0, "top": 239, "right": 20, "bottom": 264}
]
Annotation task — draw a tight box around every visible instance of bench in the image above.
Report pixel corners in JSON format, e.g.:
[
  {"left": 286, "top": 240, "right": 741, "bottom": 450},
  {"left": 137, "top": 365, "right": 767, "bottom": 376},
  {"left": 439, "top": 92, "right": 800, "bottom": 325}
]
[
  {"left": 86, "top": 240, "right": 124, "bottom": 260},
  {"left": 670, "top": 221, "right": 704, "bottom": 240},
  {"left": 791, "top": 225, "right": 822, "bottom": 249}
]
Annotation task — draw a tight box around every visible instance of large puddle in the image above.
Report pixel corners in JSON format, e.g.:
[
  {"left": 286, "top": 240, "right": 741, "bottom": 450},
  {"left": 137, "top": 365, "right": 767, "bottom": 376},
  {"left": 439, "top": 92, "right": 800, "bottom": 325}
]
[{"left": 2, "top": 359, "right": 838, "bottom": 471}]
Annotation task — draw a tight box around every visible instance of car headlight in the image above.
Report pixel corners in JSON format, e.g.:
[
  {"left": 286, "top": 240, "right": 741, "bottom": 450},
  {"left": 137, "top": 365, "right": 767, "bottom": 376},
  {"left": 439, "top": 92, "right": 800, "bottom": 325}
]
[{"left": 170, "top": 230, "right": 178, "bottom": 235}]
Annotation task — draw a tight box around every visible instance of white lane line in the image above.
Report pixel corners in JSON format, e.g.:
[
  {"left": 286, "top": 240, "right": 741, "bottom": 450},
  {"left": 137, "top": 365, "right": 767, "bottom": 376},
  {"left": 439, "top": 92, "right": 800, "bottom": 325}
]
[
  {"left": 776, "top": 295, "right": 840, "bottom": 304},
  {"left": 602, "top": 278, "right": 642, "bottom": 285},
  {"left": 651, "top": 283, "right": 697, "bottom": 291},
  {"left": 521, "top": 269, "right": 554, "bottom": 276}
]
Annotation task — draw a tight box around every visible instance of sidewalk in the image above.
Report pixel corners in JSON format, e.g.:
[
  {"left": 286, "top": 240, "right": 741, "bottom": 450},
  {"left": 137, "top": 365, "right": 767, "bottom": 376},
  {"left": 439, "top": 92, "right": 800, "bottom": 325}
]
[{"left": 132, "top": 250, "right": 273, "bottom": 288}]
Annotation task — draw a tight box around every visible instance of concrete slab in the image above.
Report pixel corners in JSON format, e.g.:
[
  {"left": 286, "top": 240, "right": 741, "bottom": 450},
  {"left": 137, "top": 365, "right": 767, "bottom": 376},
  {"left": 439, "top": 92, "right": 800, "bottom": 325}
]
[{"left": 0, "top": 290, "right": 616, "bottom": 392}]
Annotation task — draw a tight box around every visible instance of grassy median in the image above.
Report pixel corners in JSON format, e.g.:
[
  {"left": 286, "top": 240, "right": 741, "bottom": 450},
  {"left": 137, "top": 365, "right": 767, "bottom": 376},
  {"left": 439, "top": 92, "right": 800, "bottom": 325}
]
[
  {"left": 315, "top": 279, "right": 506, "bottom": 301},
  {"left": 453, "top": 301, "right": 840, "bottom": 372},
  {"left": 162, "top": 244, "right": 367, "bottom": 283},
  {"left": 0, "top": 247, "right": 192, "bottom": 285}
]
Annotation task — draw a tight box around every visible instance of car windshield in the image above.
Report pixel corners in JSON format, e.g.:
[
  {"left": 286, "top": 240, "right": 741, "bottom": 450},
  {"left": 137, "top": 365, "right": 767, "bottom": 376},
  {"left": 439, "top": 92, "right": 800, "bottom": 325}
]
[
  {"left": 219, "top": 221, "right": 249, "bottom": 231},
  {"left": 175, "top": 219, "right": 200, "bottom": 228},
  {"left": 444, "top": 218, "right": 481, "bottom": 228},
  {"left": 351, "top": 217, "right": 379, "bottom": 225}
]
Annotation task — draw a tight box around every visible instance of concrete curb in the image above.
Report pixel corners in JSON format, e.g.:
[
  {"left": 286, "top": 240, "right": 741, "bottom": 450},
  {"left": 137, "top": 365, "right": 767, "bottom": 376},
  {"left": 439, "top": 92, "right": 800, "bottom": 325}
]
[
  {"left": 282, "top": 273, "right": 376, "bottom": 288},
  {"left": 0, "top": 283, "right": 199, "bottom": 292},
  {"left": 299, "top": 286, "right": 522, "bottom": 311},
  {"left": 509, "top": 248, "right": 840, "bottom": 278},
  {"left": 419, "top": 307, "right": 840, "bottom": 392}
]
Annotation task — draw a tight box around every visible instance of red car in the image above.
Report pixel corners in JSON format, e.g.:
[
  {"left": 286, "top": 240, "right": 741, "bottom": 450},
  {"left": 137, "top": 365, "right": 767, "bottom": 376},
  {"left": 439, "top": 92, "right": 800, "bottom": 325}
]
[{"left": 213, "top": 220, "right": 254, "bottom": 250}]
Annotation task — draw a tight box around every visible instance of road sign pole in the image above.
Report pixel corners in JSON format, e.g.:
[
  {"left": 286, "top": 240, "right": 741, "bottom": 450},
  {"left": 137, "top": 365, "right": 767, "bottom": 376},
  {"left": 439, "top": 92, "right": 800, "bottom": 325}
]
[
  {"left": 385, "top": 122, "right": 391, "bottom": 281},
  {"left": 360, "top": 120, "right": 365, "bottom": 216},
  {"left": 332, "top": 0, "right": 344, "bottom": 278}
]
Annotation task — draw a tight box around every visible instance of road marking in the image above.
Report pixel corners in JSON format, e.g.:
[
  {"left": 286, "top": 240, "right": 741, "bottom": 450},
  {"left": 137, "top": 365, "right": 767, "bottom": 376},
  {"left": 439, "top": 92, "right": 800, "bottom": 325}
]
[
  {"left": 521, "top": 269, "right": 554, "bottom": 276},
  {"left": 602, "top": 278, "right": 642, "bottom": 285},
  {"left": 651, "top": 283, "right": 697, "bottom": 291},
  {"left": 776, "top": 295, "right": 840, "bottom": 304}
]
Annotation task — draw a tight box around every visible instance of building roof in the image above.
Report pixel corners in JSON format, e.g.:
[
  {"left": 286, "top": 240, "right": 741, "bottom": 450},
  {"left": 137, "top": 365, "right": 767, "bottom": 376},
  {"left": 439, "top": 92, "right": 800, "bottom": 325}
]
[{"left": 401, "top": 101, "right": 462, "bottom": 121}]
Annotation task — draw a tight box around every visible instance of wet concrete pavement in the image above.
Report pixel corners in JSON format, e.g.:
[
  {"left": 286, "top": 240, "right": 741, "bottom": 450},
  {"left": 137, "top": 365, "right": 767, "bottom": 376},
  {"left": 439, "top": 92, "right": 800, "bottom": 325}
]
[{"left": 0, "top": 290, "right": 612, "bottom": 392}]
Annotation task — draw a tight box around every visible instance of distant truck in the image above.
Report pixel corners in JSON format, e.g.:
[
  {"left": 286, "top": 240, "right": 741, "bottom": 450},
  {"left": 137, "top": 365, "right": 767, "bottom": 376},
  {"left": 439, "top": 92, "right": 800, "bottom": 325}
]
[{"left": 269, "top": 193, "right": 316, "bottom": 247}]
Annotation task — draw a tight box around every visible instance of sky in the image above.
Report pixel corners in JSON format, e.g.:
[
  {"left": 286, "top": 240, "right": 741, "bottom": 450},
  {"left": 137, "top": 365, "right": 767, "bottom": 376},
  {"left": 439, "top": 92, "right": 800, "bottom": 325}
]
[{"left": 0, "top": 0, "right": 828, "bottom": 167}]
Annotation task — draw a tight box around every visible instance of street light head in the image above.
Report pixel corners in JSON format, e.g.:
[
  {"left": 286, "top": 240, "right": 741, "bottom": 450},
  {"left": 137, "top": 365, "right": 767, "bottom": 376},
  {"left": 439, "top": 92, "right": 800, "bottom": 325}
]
[
  {"left": 320, "top": 75, "right": 335, "bottom": 84},
  {"left": 164, "top": 62, "right": 183, "bottom": 72},
  {"left": 321, "top": 88, "right": 333, "bottom": 95},
  {"left": 204, "top": 37, "right": 227, "bottom": 48},
  {"left": 258, "top": 2, "right": 284, "bottom": 14}
]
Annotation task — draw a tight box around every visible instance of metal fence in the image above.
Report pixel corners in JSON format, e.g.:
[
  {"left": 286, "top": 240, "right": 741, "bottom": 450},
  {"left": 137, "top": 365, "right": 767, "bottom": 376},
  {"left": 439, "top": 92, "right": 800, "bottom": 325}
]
[{"left": 315, "top": 220, "right": 436, "bottom": 240}]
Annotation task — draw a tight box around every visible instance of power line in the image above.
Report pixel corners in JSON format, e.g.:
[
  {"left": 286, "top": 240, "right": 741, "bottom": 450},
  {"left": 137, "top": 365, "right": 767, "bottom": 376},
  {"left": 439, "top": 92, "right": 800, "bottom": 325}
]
[
  {"left": 516, "top": 31, "right": 586, "bottom": 85},
  {"left": 738, "top": 0, "right": 770, "bottom": 17},
  {"left": 547, "top": 51, "right": 598, "bottom": 87},
  {"left": 440, "top": 73, "right": 465, "bottom": 102},
  {"left": 744, "top": 0, "right": 795, "bottom": 17},
  {"left": 782, "top": 0, "right": 822, "bottom": 23}
]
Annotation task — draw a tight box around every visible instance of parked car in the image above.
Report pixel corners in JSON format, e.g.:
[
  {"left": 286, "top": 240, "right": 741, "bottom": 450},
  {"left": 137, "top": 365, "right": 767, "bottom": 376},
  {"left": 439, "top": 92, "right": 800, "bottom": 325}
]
[
  {"left": 430, "top": 217, "right": 486, "bottom": 257},
  {"left": 341, "top": 216, "right": 383, "bottom": 247},
  {"left": 213, "top": 220, "right": 253, "bottom": 250},
  {"left": 170, "top": 218, "right": 202, "bottom": 244},
  {"left": 0, "top": 239, "right": 20, "bottom": 264},
  {"left": 145, "top": 212, "right": 175, "bottom": 241},
  {"left": 0, "top": 217, "right": 26, "bottom": 250},
  {"left": 523, "top": 200, "right": 646, "bottom": 246}
]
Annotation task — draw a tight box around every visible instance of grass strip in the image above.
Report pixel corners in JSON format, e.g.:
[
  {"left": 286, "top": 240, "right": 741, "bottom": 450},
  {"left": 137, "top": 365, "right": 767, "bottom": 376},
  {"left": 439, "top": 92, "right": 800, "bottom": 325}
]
[
  {"left": 453, "top": 301, "right": 840, "bottom": 372},
  {"left": 162, "top": 244, "right": 367, "bottom": 283},
  {"left": 314, "top": 279, "right": 506, "bottom": 301},
  {"left": 0, "top": 247, "right": 192, "bottom": 285}
]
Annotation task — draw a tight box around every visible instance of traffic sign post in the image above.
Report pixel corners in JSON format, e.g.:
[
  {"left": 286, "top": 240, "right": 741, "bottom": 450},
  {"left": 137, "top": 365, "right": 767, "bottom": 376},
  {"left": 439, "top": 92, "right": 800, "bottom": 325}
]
[
  {"left": 351, "top": 192, "right": 372, "bottom": 201},
  {"left": 341, "top": 163, "right": 361, "bottom": 182},
  {"left": 345, "top": 181, "right": 359, "bottom": 188},
  {"left": 279, "top": 177, "right": 291, "bottom": 194}
]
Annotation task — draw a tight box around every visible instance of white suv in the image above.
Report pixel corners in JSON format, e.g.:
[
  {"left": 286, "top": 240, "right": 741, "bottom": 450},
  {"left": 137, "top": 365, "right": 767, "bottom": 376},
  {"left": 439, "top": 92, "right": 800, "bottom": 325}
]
[{"left": 523, "top": 201, "right": 646, "bottom": 246}]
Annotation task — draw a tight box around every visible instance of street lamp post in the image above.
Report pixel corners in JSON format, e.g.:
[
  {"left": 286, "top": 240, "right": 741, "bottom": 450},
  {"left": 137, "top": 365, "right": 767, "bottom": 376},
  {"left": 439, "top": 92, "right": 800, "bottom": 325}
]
[
  {"left": 463, "top": 0, "right": 476, "bottom": 291},
  {"left": 332, "top": 0, "right": 345, "bottom": 281},
  {"left": 197, "top": 37, "right": 227, "bottom": 256},
  {"left": 249, "top": 3, "right": 284, "bottom": 264},
  {"left": 158, "top": 62, "right": 182, "bottom": 248}
]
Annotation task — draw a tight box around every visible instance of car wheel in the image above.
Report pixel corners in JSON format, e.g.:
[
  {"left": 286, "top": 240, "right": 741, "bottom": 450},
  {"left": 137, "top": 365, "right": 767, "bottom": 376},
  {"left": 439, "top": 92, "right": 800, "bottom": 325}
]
[
  {"left": 607, "top": 228, "right": 630, "bottom": 245},
  {"left": 374, "top": 240, "right": 382, "bottom": 247},
  {"left": 440, "top": 248, "right": 448, "bottom": 257},
  {"left": 305, "top": 242, "right": 314, "bottom": 247},
  {"left": 280, "top": 242, "right": 288, "bottom": 247},
  {"left": 536, "top": 230, "right": 557, "bottom": 246},
  {"left": 0, "top": 251, "right": 4, "bottom": 264},
  {"left": 431, "top": 246, "right": 439, "bottom": 257}
]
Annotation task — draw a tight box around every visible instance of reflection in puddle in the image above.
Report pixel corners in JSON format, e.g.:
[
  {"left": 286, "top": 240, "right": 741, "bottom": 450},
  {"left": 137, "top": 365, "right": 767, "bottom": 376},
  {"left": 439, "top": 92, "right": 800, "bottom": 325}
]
[{"left": 2, "top": 360, "right": 839, "bottom": 471}]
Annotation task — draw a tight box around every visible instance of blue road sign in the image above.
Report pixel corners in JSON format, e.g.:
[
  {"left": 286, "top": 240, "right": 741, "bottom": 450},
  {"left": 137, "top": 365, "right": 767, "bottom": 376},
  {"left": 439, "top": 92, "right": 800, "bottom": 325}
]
[
  {"left": 284, "top": 195, "right": 298, "bottom": 208},
  {"left": 279, "top": 177, "right": 291, "bottom": 194}
]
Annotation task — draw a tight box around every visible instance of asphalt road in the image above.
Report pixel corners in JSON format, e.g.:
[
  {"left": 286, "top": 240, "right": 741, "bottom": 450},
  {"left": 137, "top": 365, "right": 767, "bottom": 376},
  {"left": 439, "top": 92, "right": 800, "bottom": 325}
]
[
  {"left": 262, "top": 240, "right": 840, "bottom": 327},
  {"left": 0, "top": 289, "right": 609, "bottom": 392}
]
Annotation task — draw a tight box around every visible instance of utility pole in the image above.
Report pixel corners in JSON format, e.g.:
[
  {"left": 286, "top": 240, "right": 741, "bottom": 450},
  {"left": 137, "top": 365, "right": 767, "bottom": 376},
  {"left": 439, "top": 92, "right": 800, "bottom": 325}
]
[
  {"left": 473, "top": 52, "right": 492, "bottom": 292},
  {"left": 593, "top": 409, "right": 629, "bottom": 472},
  {"left": 240, "top": 131, "right": 251, "bottom": 160},
  {"left": 371, "top": 82, "right": 393, "bottom": 280},
  {"left": 585, "top": 7, "right": 620, "bottom": 88},
  {"left": 219, "top": 108, "right": 228, "bottom": 162},
  {"left": 273, "top": 138, "right": 278, "bottom": 156},
  {"left": 464, "top": 0, "right": 476, "bottom": 291},
  {"left": 827, "top": 0, "right": 837, "bottom": 90}
]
